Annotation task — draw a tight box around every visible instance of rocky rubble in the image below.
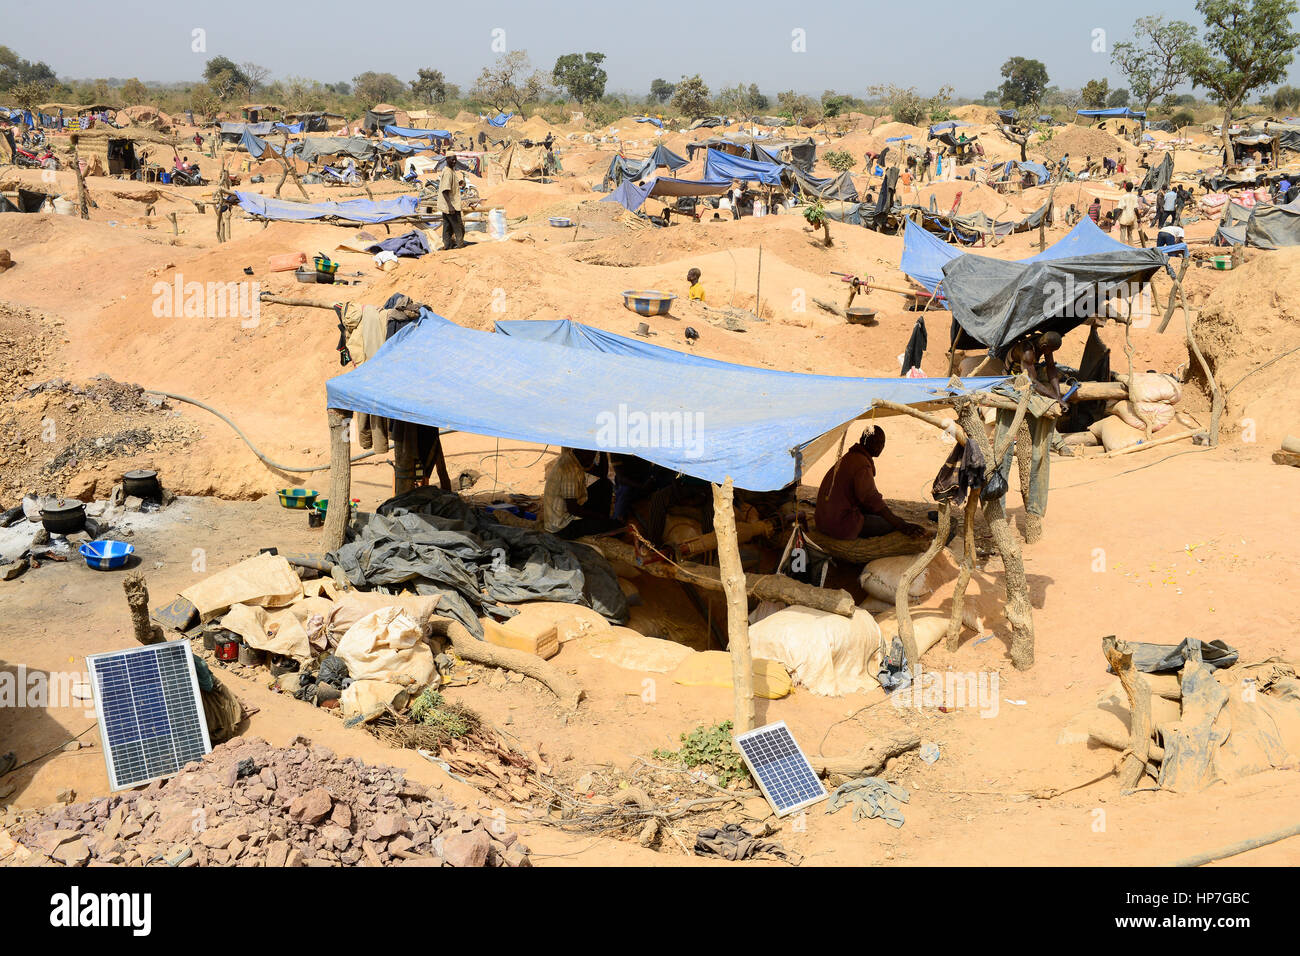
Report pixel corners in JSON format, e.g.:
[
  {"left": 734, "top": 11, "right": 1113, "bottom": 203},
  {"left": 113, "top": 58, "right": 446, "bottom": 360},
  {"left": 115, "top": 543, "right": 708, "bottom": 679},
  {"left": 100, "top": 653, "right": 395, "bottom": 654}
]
[{"left": 4, "top": 736, "right": 531, "bottom": 868}]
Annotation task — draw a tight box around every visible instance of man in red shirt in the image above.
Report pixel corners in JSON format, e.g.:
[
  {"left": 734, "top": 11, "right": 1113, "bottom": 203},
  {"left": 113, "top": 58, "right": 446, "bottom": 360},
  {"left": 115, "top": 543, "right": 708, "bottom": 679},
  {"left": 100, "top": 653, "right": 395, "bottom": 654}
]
[{"left": 815, "top": 427, "right": 925, "bottom": 539}]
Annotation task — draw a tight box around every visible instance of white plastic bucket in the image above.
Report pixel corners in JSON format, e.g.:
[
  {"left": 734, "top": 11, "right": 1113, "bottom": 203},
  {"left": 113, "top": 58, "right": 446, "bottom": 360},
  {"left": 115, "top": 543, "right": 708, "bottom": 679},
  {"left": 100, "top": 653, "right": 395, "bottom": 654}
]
[
  {"left": 52, "top": 197, "right": 75, "bottom": 216},
  {"left": 753, "top": 200, "right": 767, "bottom": 218},
  {"left": 488, "top": 207, "right": 507, "bottom": 240}
]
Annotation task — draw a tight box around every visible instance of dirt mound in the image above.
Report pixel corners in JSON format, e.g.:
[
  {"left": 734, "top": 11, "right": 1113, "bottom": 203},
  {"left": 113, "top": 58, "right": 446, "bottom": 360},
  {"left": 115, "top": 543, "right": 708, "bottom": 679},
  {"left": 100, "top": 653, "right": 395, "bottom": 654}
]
[
  {"left": 1191, "top": 247, "right": 1300, "bottom": 445},
  {"left": 1034, "top": 124, "right": 1128, "bottom": 167},
  {"left": 5, "top": 735, "right": 530, "bottom": 867},
  {"left": 953, "top": 104, "right": 999, "bottom": 125}
]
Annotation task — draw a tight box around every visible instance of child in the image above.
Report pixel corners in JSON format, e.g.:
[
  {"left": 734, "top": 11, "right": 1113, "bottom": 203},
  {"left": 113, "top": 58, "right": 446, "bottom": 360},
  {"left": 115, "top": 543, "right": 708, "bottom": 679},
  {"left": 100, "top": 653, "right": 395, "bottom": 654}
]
[{"left": 687, "top": 268, "right": 705, "bottom": 303}]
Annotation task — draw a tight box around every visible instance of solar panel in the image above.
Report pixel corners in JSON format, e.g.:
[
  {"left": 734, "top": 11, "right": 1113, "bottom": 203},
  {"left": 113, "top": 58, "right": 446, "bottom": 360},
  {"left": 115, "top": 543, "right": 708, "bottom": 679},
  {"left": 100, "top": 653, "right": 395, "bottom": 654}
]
[
  {"left": 734, "top": 720, "right": 827, "bottom": 817},
  {"left": 86, "top": 640, "right": 212, "bottom": 791}
]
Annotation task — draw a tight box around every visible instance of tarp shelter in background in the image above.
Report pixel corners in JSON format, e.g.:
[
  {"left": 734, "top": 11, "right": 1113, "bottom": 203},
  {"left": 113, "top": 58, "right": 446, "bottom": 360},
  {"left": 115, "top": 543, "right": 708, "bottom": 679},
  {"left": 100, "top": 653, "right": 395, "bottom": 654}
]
[
  {"left": 942, "top": 237, "right": 1165, "bottom": 351},
  {"left": 291, "top": 137, "right": 378, "bottom": 165},
  {"left": 239, "top": 129, "right": 282, "bottom": 159},
  {"left": 1218, "top": 198, "right": 1300, "bottom": 249},
  {"left": 233, "top": 192, "right": 420, "bottom": 224},
  {"left": 383, "top": 125, "right": 451, "bottom": 143},
  {"left": 901, "top": 215, "right": 1134, "bottom": 293},
  {"left": 636, "top": 116, "right": 665, "bottom": 129},
  {"left": 487, "top": 112, "right": 514, "bottom": 127},
  {"left": 1140, "top": 153, "right": 1174, "bottom": 193},
  {"left": 326, "top": 310, "right": 1004, "bottom": 491},
  {"left": 601, "top": 175, "right": 730, "bottom": 213},
  {"left": 787, "top": 167, "right": 859, "bottom": 202},
  {"left": 928, "top": 121, "right": 970, "bottom": 138},
  {"left": 362, "top": 109, "right": 396, "bottom": 132},
  {"left": 1077, "top": 107, "right": 1146, "bottom": 124}
]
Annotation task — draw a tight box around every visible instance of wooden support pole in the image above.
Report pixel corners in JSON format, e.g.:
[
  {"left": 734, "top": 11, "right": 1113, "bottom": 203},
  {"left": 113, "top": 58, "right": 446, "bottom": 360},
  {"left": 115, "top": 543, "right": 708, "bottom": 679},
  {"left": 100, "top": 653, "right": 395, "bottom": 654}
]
[
  {"left": 1156, "top": 256, "right": 1190, "bottom": 333},
  {"left": 323, "top": 408, "right": 352, "bottom": 552},
  {"left": 894, "top": 500, "right": 951, "bottom": 676},
  {"left": 70, "top": 142, "right": 89, "bottom": 219},
  {"left": 945, "top": 491, "right": 981, "bottom": 650},
  {"left": 958, "top": 401, "right": 1035, "bottom": 669},
  {"left": 713, "top": 478, "right": 755, "bottom": 734}
]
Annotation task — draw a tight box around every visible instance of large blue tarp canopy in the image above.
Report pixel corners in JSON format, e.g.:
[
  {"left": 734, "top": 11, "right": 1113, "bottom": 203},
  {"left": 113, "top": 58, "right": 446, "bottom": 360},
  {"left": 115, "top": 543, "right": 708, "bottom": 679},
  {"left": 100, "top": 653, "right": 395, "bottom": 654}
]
[
  {"left": 233, "top": 192, "right": 419, "bottom": 223},
  {"left": 495, "top": 319, "right": 743, "bottom": 369},
  {"left": 901, "top": 215, "right": 1135, "bottom": 292},
  {"left": 383, "top": 124, "right": 451, "bottom": 140},
  {"left": 487, "top": 112, "right": 513, "bottom": 127},
  {"left": 326, "top": 310, "right": 1003, "bottom": 490},
  {"left": 928, "top": 121, "right": 969, "bottom": 137},
  {"left": 378, "top": 139, "right": 440, "bottom": 154},
  {"left": 702, "top": 148, "right": 783, "bottom": 185}
]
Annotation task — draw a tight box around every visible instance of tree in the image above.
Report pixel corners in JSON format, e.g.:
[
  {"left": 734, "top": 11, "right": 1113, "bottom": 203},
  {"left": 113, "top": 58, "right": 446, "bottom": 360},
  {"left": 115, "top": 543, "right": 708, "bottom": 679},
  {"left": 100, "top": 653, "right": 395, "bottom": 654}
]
[
  {"left": 190, "top": 83, "right": 221, "bottom": 119},
  {"left": 203, "top": 57, "right": 250, "bottom": 101},
  {"left": 649, "top": 78, "right": 676, "bottom": 104},
  {"left": 1081, "top": 78, "right": 1110, "bottom": 109},
  {"left": 1184, "top": 0, "right": 1300, "bottom": 155},
  {"left": 411, "top": 68, "right": 448, "bottom": 104},
  {"left": 277, "top": 76, "right": 328, "bottom": 113},
  {"left": 552, "top": 52, "right": 607, "bottom": 104},
  {"left": 352, "top": 71, "right": 404, "bottom": 105},
  {"left": 1274, "top": 84, "right": 1300, "bottom": 111},
  {"left": 0, "top": 46, "right": 57, "bottom": 91},
  {"left": 240, "top": 62, "right": 270, "bottom": 100},
  {"left": 1108, "top": 87, "right": 1131, "bottom": 108},
  {"left": 8, "top": 80, "right": 49, "bottom": 111},
  {"left": 748, "top": 84, "right": 769, "bottom": 111},
  {"left": 471, "top": 51, "right": 547, "bottom": 113},
  {"left": 776, "top": 90, "right": 821, "bottom": 125},
  {"left": 120, "top": 78, "right": 148, "bottom": 105},
  {"left": 670, "top": 74, "right": 711, "bottom": 119},
  {"left": 998, "top": 57, "right": 1049, "bottom": 109},
  {"left": 1110, "top": 15, "right": 1198, "bottom": 116},
  {"left": 716, "top": 83, "right": 766, "bottom": 117},
  {"left": 821, "top": 90, "right": 848, "bottom": 118},
  {"left": 1060, "top": 89, "right": 1083, "bottom": 112}
]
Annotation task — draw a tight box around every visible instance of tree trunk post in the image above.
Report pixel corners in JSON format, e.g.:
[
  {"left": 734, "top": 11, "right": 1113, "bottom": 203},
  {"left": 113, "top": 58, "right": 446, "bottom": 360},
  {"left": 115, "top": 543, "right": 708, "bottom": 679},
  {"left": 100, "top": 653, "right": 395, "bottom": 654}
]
[
  {"left": 945, "top": 491, "right": 981, "bottom": 650},
  {"left": 895, "top": 501, "right": 951, "bottom": 677},
  {"left": 958, "top": 401, "right": 1035, "bottom": 670},
  {"left": 713, "top": 478, "right": 755, "bottom": 733},
  {"left": 323, "top": 408, "right": 352, "bottom": 552}
]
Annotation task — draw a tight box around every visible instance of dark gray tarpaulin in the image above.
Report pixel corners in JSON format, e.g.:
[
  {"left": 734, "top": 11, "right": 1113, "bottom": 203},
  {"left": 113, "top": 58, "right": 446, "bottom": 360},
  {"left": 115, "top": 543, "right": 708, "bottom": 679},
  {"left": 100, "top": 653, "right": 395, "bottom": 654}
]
[
  {"left": 329, "top": 487, "right": 629, "bottom": 639},
  {"left": 292, "top": 136, "right": 378, "bottom": 164},
  {"left": 942, "top": 247, "right": 1165, "bottom": 352},
  {"left": 787, "top": 166, "right": 858, "bottom": 201},
  {"left": 1139, "top": 153, "right": 1174, "bottom": 193},
  {"left": 362, "top": 109, "right": 396, "bottom": 132},
  {"left": 1244, "top": 198, "right": 1300, "bottom": 249}
]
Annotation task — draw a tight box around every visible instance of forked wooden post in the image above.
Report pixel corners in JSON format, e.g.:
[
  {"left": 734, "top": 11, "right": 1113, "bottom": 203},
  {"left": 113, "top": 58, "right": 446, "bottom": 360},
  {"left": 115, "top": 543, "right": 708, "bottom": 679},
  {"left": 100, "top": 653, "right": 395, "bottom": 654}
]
[
  {"left": 713, "top": 478, "right": 755, "bottom": 733},
  {"left": 323, "top": 408, "right": 352, "bottom": 551}
]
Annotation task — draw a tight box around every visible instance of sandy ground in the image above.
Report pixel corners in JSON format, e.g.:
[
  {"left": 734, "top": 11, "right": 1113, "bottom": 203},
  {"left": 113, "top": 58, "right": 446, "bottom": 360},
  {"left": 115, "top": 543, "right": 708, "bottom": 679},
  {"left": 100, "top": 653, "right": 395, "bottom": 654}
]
[{"left": 1, "top": 118, "right": 1298, "bottom": 866}]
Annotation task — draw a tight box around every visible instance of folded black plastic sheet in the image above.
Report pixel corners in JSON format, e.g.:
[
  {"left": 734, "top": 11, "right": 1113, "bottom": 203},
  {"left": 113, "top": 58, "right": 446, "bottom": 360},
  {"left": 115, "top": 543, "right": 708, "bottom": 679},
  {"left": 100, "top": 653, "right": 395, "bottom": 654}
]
[
  {"left": 1116, "top": 637, "right": 1240, "bottom": 674},
  {"left": 329, "top": 487, "right": 629, "bottom": 638},
  {"left": 941, "top": 248, "right": 1165, "bottom": 352},
  {"left": 1139, "top": 153, "right": 1173, "bottom": 193}
]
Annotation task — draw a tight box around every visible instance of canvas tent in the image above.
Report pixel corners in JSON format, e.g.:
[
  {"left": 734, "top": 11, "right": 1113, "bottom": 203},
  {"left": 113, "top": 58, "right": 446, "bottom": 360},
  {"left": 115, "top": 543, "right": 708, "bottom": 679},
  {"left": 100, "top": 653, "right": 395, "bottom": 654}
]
[
  {"left": 1217, "top": 198, "right": 1300, "bottom": 249},
  {"left": 601, "top": 175, "right": 730, "bottom": 213},
  {"left": 232, "top": 192, "right": 420, "bottom": 224},
  {"left": 291, "top": 136, "right": 379, "bottom": 165},
  {"left": 325, "top": 310, "right": 1003, "bottom": 491},
  {"left": 702, "top": 148, "right": 783, "bottom": 186}
]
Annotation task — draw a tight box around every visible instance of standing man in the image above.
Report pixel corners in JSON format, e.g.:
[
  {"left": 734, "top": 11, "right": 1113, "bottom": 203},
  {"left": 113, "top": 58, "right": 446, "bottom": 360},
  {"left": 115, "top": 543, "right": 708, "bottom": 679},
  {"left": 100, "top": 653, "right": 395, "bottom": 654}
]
[
  {"left": 1115, "top": 181, "right": 1139, "bottom": 245},
  {"left": 438, "top": 154, "right": 466, "bottom": 250}
]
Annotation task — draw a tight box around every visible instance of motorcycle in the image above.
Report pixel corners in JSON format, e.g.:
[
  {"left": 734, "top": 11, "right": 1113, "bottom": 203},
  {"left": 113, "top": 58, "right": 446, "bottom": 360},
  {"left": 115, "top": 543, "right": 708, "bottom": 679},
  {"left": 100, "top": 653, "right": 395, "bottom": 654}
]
[
  {"left": 170, "top": 165, "right": 204, "bottom": 186},
  {"left": 15, "top": 146, "right": 57, "bottom": 170}
]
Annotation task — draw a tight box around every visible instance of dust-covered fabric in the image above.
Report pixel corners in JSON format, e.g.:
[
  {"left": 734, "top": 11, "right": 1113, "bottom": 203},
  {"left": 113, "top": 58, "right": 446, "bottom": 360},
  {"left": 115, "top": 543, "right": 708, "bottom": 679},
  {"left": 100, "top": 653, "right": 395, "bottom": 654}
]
[{"left": 329, "top": 487, "right": 628, "bottom": 638}]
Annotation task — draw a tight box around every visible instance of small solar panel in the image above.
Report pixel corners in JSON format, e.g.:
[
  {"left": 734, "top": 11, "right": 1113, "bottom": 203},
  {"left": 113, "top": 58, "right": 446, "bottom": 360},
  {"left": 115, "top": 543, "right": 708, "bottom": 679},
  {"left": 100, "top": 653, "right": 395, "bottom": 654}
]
[
  {"left": 734, "top": 720, "right": 827, "bottom": 817},
  {"left": 86, "top": 640, "right": 212, "bottom": 791}
]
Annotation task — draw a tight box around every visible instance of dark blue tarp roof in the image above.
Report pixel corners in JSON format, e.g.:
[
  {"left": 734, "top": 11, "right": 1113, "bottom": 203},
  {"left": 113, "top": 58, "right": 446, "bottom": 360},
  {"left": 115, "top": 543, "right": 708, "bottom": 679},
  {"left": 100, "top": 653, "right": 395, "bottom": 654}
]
[
  {"left": 239, "top": 129, "right": 282, "bottom": 159},
  {"left": 233, "top": 192, "right": 419, "bottom": 223},
  {"left": 383, "top": 124, "right": 451, "bottom": 140},
  {"left": 326, "top": 310, "right": 1003, "bottom": 490},
  {"left": 636, "top": 116, "right": 665, "bottom": 128},
  {"left": 702, "top": 148, "right": 783, "bottom": 185},
  {"left": 600, "top": 175, "right": 730, "bottom": 212},
  {"left": 487, "top": 112, "right": 513, "bottom": 127},
  {"left": 928, "top": 122, "right": 969, "bottom": 136}
]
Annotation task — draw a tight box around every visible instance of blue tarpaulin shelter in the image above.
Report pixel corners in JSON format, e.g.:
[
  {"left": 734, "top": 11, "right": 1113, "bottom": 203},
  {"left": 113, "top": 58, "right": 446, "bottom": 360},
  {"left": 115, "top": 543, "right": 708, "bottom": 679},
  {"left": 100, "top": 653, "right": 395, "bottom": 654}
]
[
  {"left": 383, "top": 124, "right": 451, "bottom": 141},
  {"left": 239, "top": 130, "right": 282, "bottom": 159},
  {"left": 636, "top": 116, "right": 665, "bottom": 129},
  {"left": 487, "top": 112, "right": 514, "bottom": 127},
  {"left": 901, "top": 215, "right": 1136, "bottom": 292},
  {"left": 601, "top": 175, "right": 730, "bottom": 212},
  {"left": 325, "top": 311, "right": 1003, "bottom": 490},
  {"left": 496, "top": 319, "right": 743, "bottom": 369},
  {"left": 233, "top": 192, "right": 419, "bottom": 224},
  {"left": 928, "top": 122, "right": 969, "bottom": 137},
  {"left": 702, "top": 148, "right": 783, "bottom": 185},
  {"left": 1076, "top": 108, "right": 1145, "bottom": 118}
]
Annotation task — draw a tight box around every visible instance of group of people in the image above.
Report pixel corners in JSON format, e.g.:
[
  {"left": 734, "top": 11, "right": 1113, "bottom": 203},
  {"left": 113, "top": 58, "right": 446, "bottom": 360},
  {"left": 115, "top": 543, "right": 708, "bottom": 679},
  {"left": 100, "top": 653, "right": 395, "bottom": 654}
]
[{"left": 541, "top": 449, "right": 691, "bottom": 542}]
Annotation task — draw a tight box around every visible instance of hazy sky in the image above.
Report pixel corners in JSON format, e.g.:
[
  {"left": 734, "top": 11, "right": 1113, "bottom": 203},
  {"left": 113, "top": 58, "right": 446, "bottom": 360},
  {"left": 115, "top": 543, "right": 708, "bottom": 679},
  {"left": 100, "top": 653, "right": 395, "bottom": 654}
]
[{"left": 19, "top": 0, "right": 1298, "bottom": 97}]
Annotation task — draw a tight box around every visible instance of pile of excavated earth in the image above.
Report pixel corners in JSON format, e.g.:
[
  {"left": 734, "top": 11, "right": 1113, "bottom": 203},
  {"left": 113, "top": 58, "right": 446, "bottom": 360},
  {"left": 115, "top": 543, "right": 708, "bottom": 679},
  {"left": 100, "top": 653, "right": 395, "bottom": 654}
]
[{"left": 3, "top": 736, "right": 530, "bottom": 867}]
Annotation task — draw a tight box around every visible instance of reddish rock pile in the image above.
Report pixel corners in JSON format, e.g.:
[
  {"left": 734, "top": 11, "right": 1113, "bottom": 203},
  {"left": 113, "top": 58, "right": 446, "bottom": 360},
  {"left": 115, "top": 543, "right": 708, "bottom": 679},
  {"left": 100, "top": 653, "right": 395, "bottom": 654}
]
[{"left": 7, "top": 736, "right": 530, "bottom": 867}]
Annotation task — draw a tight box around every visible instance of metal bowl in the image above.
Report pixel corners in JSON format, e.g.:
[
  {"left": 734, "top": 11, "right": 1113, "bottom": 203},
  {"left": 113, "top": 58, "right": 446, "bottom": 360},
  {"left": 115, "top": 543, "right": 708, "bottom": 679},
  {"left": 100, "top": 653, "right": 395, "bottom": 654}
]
[{"left": 622, "top": 290, "right": 677, "bottom": 316}]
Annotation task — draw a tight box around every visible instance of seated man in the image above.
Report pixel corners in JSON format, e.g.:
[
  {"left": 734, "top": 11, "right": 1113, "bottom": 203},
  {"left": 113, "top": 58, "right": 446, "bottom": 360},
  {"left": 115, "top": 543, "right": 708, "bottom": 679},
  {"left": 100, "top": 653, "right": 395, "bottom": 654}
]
[
  {"left": 815, "top": 426, "right": 924, "bottom": 539},
  {"left": 541, "top": 447, "right": 617, "bottom": 540}
]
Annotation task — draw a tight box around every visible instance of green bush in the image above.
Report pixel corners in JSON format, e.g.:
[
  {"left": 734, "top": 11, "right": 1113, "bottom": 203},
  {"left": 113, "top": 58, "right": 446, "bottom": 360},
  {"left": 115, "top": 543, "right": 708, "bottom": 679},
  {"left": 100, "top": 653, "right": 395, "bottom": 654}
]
[{"left": 653, "top": 720, "right": 752, "bottom": 787}]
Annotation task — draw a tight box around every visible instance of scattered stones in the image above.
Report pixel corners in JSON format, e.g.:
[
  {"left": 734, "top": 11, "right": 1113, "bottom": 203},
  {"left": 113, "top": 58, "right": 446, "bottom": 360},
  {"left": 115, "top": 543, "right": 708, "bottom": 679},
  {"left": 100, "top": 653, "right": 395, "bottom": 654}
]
[{"left": 6, "top": 738, "right": 528, "bottom": 868}]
